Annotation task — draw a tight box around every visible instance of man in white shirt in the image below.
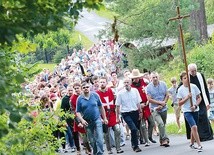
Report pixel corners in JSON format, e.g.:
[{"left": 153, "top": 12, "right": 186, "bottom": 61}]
[{"left": 116, "top": 78, "right": 142, "bottom": 152}]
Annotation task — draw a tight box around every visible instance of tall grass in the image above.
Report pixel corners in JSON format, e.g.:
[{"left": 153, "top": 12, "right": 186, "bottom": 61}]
[{"left": 166, "top": 122, "right": 186, "bottom": 135}]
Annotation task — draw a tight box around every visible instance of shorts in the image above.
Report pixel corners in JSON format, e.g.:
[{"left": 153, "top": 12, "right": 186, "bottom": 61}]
[
  {"left": 208, "top": 111, "right": 214, "bottom": 120},
  {"left": 173, "top": 104, "right": 181, "bottom": 118},
  {"left": 184, "top": 111, "right": 199, "bottom": 128}
]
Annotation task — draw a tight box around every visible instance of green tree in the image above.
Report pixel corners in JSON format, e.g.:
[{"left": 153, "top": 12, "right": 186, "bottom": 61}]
[
  {"left": 29, "top": 29, "right": 83, "bottom": 63},
  {"left": 205, "top": 0, "right": 214, "bottom": 24},
  {"left": 0, "top": 0, "right": 104, "bottom": 45},
  {"left": 107, "top": 0, "right": 207, "bottom": 70},
  {"left": 190, "top": 0, "right": 208, "bottom": 43},
  {"left": 0, "top": 0, "right": 104, "bottom": 153}
]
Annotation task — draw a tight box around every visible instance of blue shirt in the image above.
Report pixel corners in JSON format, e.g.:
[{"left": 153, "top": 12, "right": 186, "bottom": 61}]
[
  {"left": 76, "top": 92, "right": 102, "bottom": 121},
  {"left": 146, "top": 81, "right": 168, "bottom": 112},
  {"left": 168, "top": 86, "right": 178, "bottom": 104}
]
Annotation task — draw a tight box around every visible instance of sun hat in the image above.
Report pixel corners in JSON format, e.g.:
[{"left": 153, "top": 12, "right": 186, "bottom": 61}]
[{"left": 129, "top": 69, "right": 144, "bottom": 79}]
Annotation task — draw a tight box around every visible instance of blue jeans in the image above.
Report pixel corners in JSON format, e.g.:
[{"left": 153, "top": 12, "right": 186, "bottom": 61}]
[
  {"left": 66, "top": 125, "right": 74, "bottom": 148},
  {"left": 86, "top": 118, "right": 104, "bottom": 155},
  {"left": 121, "top": 110, "right": 139, "bottom": 149}
]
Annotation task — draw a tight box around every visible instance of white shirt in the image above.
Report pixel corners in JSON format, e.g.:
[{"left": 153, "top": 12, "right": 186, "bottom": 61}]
[
  {"left": 177, "top": 84, "right": 200, "bottom": 112},
  {"left": 116, "top": 87, "right": 142, "bottom": 113}
]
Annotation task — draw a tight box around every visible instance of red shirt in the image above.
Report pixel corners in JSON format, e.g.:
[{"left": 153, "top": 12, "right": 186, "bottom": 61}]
[
  {"left": 96, "top": 88, "right": 117, "bottom": 127},
  {"left": 131, "top": 79, "right": 151, "bottom": 120},
  {"left": 70, "top": 94, "right": 86, "bottom": 133}
]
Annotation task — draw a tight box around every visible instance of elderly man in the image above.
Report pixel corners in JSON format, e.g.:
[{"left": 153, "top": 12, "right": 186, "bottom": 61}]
[
  {"left": 187, "top": 63, "right": 213, "bottom": 141},
  {"left": 146, "top": 71, "right": 170, "bottom": 147},
  {"left": 116, "top": 78, "right": 142, "bottom": 152},
  {"left": 76, "top": 82, "right": 108, "bottom": 155}
]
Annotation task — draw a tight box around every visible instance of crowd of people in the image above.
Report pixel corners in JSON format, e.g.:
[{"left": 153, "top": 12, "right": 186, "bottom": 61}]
[{"left": 24, "top": 39, "right": 214, "bottom": 154}]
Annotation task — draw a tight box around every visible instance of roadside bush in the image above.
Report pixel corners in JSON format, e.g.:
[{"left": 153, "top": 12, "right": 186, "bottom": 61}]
[
  {"left": 188, "top": 42, "right": 214, "bottom": 78},
  {"left": 0, "top": 94, "right": 65, "bottom": 155}
]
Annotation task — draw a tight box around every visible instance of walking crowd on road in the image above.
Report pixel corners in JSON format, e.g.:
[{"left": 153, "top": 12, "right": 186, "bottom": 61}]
[{"left": 24, "top": 40, "right": 213, "bottom": 155}]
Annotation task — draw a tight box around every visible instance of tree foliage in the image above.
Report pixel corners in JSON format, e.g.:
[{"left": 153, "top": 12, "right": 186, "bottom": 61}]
[
  {"left": 107, "top": 0, "right": 208, "bottom": 71},
  {"left": 0, "top": 49, "right": 25, "bottom": 136},
  {"left": 0, "top": 0, "right": 103, "bottom": 153},
  {"left": 0, "top": 105, "right": 66, "bottom": 154},
  {"left": 160, "top": 35, "right": 214, "bottom": 87},
  {"left": 113, "top": 0, "right": 188, "bottom": 39},
  {"left": 205, "top": 0, "right": 214, "bottom": 24},
  {"left": 0, "top": 0, "right": 104, "bottom": 45},
  {"left": 53, "top": 43, "right": 82, "bottom": 63}
]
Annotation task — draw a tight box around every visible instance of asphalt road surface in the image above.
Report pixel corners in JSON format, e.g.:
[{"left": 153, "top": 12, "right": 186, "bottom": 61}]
[
  {"left": 60, "top": 134, "right": 213, "bottom": 155},
  {"left": 75, "top": 9, "right": 111, "bottom": 43}
]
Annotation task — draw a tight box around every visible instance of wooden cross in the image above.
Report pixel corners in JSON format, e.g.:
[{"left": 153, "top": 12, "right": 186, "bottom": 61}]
[{"left": 169, "top": 6, "right": 193, "bottom": 106}]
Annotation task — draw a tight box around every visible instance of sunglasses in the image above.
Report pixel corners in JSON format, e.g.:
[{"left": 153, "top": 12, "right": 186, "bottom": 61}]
[
  {"left": 52, "top": 99, "right": 57, "bottom": 102},
  {"left": 82, "top": 86, "right": 89, "bottom": 89}
]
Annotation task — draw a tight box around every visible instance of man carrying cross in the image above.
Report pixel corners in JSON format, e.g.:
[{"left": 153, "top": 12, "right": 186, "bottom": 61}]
[
  {"left": 177, "top": 71, "right": 203, "bottom": 152},
  {"left": 169, "top": 5, "right": 212, "bottom": 152}
]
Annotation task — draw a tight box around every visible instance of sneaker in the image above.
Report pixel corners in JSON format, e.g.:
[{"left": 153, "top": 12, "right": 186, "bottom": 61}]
[
  {"left": 145, "top": 142, "right": 150, "bottom": 147},
  {"left": 120, "top": 143, "right": 125, "bottom": 147},
  {"left": 117, "top": 149, "right": 124, "bottom": 154},
  {"left": 197, "top": 146, "right": 203, "bottom": 152},
  {"left": 162, "top": 140, "right": 170, "bottom": 147},
  {"left": 189, "top": 144, "right": 197, "bottom": 149},
  {"left": 149, "top": 137, "right": 157, "bottom": 143},
  {"left": 108, "top": 150, "right": 113, "bottom": 154},
  {"left": 134, "top": 147, "right": 142, "bottom": 152},
  {"left": 76, "top": 150, "right": 81, "bottom": 155},
  {"left": 126, "top": 135, "right": 130, "bottom": 140},
  {"left": 62, "top": 149, "right": 68, "bottom": 153},
  {"left": 71, "top": 147, "right": 76, "bottom": 152},
  {"left": 140, "top": 140, "right": 145, "bottom": 144}
]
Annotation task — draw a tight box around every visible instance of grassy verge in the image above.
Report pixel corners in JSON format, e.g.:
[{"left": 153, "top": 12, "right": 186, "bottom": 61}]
[
  {"left": 166, "top": 122, "right": 214, "bottom": 135},
  {"left": 70, "top": 31, "right": 94, "bottom": 49},
  {"left": 166, "top": 122, "right": 186, "bottom": 135}
]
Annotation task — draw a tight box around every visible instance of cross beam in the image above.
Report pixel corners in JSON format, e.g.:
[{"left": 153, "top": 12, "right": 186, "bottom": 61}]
[{"left": 169, "top": 6, "right": 193, "bottom": 107}]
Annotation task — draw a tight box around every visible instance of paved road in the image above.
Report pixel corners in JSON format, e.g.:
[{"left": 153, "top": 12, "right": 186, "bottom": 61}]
[
  {"left": 75, "top": 9, "right": 112, "bottom": 43},
  {"left": 60, "top": 134, "right": 213, "bottom": 155}
]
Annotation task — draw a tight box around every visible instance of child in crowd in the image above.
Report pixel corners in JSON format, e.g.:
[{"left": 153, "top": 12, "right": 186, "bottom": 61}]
[
  {"left": 177, "top": 71, "right": 203, "bottom": 152},
  {"left": 207, "top": 78, "right": 214, "bottom": 124},
  {"left": 168, "top": 77, "right": 182, "bottom": 133}
]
